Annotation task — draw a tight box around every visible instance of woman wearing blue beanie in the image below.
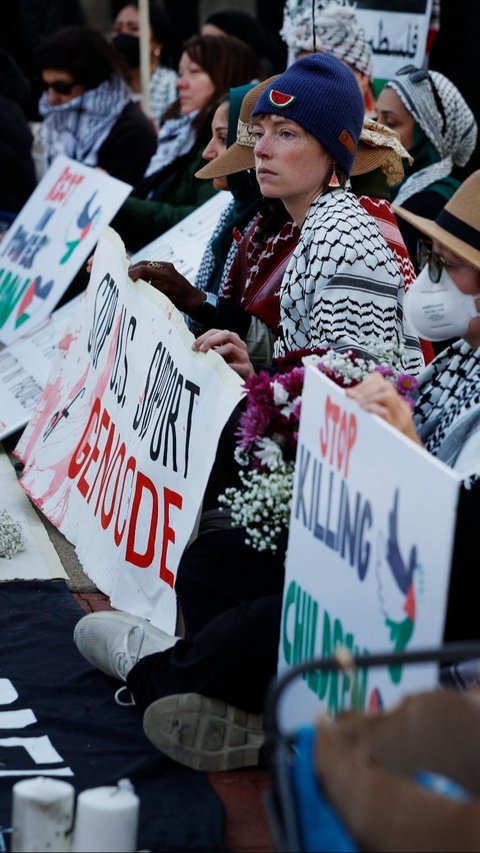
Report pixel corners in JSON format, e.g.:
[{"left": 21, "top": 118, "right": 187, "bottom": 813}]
[{"left": 250, "top": 53, "right": 423, "bottom": 374}]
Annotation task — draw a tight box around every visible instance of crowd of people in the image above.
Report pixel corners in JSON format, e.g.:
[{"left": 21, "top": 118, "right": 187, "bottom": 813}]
[{"left": 2, "top": 1, "right": 480, "bottom": 825}]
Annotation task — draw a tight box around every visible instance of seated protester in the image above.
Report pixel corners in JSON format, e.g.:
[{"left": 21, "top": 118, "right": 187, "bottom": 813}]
[
  {"left": 74, "top": 55, "right": 424, "bottom": 775},
  {"left": 376, "top": 65, "right": 477, "bottom": 270},
  {"left": 0, "top": 48, "right": 36, "bottom": 217},
  {"left": 249, "top": 56, "right": 423, "bottom": 373},
  {"left": 111, "top": 34, "right": 258, "bottom": 252},
  {"left": 281, "top": 0, "right": 376, "bottom": 114},
  {"left": 111, "top": 1, "right": 179, "bottom": 126},
  {"left": 135, "top": 62, "right": 424, "bottom": 374},
  {"left": 34, "top": 25, "right": 157, "bottom": 186}
]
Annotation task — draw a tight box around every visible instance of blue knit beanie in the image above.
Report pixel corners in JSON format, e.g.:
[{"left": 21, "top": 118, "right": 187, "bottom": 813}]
[{"left": 252, "top": 53, "right": 365, "bottom": 175}]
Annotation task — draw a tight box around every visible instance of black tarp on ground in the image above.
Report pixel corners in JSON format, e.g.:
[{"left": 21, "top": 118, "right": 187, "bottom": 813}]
[{"left": 0, "top": 580, "right": 225, "bottom": 852}]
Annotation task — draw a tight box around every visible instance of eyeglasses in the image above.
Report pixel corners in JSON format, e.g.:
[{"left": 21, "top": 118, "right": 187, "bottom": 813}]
[
  {"left": 417, "top": 239, "right": 474, "bottom": 283},
  {"left": 42, "top": 79, "right": 78, "bottom": 96},
  {"left": 396, "top": 64, "right": 446, "bottom": 134}
]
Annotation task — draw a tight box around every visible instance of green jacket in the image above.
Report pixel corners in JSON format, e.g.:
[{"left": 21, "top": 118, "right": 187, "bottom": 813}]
[{"left": 111, "top": 144, "right": 218, "bottom": 253}]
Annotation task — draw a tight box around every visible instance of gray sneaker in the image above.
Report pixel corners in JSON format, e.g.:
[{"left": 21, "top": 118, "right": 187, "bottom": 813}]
[
  {"left": 142, "top": 692, "right": 264, "bottom": 772},
  {"left": 74, "top": 611, "right": 178, "bottom": 681}
]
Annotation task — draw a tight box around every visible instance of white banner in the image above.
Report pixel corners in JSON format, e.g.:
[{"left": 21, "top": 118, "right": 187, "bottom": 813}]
[
  {"left": 0, "top": 156, "right": 131, "bottom": 346},
  {"left": 131, "top": 191, "right": 231, "bottom": 280},
  {"left": 16, "top": 227, "right": 243, "bottom": 632},
  {"left": 356, "top": 0, "right": 434, "bottom": 81},
  {"left": 278, "top": 365, "right": 460, "bottom": 730},
  {"left": 0, "top": 299, "right": 79, "bottom": 440}
]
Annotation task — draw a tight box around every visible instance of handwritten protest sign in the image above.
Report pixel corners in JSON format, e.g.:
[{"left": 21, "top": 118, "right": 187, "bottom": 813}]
[
  {"left": 131, "top": 191, "right": 231, "bottom": 281},
  {"left": 0, "top": 156, "right": 131, "bottom": 346},
  {"left": 278, "top": 365, "right": 460, "bottom": 730},
  {"left": 356, "top": 0, "right": 433, "bottom": 84},
  {"left": 16, "top": 227, "right": 243, "bottom": 632},
  {"left": 0, "top": 298, "right": 79, "bottom": 440}
]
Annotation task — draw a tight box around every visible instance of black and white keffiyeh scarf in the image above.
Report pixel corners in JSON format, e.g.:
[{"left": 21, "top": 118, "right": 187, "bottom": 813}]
[
  {"left": 274, "top": 189, "right": 424, "bottom": 375},
  {"left": 39, "top": 76, "right": 131, "bottom": 169},
  {"left": 144, "top": 111, "right": 198, "bottom": 178},
  {"left": 389, "top": 71, "right": 477, "bottom": 206},
  {"left": 414, "top": 341, "right": 480, "bottom": 484}
]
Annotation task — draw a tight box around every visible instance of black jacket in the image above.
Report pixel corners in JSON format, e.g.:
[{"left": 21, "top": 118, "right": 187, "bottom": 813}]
[{"left": 97, "top": 102, "right": 157, "bottom": 188}]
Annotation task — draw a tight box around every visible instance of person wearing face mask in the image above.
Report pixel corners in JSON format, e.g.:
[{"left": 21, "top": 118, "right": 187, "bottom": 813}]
[
  {"left": 346, "top": 170, "right": 480, "bottom": 648},
  {"left": 111, "top": 2, "right": 178, "bottom": 125}
]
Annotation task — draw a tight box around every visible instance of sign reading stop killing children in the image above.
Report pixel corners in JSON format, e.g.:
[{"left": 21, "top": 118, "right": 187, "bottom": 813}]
[
  {"left": 278, "top": 365, "right": 461, "bottom": 730},
  {"left": 0, "top": 155, "right": 132, "bottom": 346},
  {"left": 15, "top": 228, "right": 244, "bottom": 632}
]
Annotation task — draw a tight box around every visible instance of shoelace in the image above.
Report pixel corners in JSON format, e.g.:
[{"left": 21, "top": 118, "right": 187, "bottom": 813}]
[
  {"left": 113, "top": 624, "right": 145, "bottom": 680},
  {"left": 113, "top": 626, "right": 145, "bottom": 706},
  {"left": 115, "top": 685, "right": 136, "bottom": 706}
]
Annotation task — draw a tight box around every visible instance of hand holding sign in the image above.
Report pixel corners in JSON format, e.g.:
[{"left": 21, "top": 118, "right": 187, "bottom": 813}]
[
  {"left": 347, "top": 372, "right": 421, "bottom": 445},
  {"left": 129, "top": 260, "right": 204, "bottom": 316},
  {"left": 192, "top": 328, "right": 255, "bottom": 379}
]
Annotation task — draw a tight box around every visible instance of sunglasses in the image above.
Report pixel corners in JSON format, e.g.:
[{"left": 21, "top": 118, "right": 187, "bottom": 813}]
[
  {"left": 42, "top": 79, "right": 78, "bottom": 95},
  {"left": 417, "top": 239, "right": 474, "bottom": 283},
  {"left": 396, "top": 65, "right": 446, "bottom": 134}
]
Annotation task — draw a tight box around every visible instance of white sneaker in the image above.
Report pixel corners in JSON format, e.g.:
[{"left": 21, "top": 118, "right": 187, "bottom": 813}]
[
  {"left": 74, "top": 611, "right": 178, "bottom": 682},
  {"left": 143, "top": 693, "right": 264, "bottom": 772}
]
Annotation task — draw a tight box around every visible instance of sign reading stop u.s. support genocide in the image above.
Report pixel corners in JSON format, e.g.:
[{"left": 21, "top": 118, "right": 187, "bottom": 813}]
[{"left": 16, "top": 227, "right": 243, "bottom": 633}]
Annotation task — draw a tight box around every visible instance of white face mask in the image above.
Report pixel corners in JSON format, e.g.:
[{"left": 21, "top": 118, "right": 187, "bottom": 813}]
[{"left": 405, "top": 265, "right": 480, "bottom": 341}]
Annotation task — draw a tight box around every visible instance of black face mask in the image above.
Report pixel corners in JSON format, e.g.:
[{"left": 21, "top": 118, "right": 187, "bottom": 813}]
[{"left": 112, "top": 33, "right": 140, "bottom": 69}]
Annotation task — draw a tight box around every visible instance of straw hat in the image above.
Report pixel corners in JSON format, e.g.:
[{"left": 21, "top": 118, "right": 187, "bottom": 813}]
[
  {"left": 351, "top": 118, "right": 412, "bottom": 185},
  {"left": 395, "top": 170, "right": 480, "bottom": 271},
  {"left": 195, "top": 76, "right": 278, "bottom": 180}
]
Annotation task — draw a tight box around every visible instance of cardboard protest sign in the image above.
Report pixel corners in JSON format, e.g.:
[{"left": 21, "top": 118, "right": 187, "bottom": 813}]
[
  {"left": 356, "top": 0, "right": 433, "bottom": 85},
  {"left": 130, "top": 191, "right": 231, "bottom": 280},
  {"left": 278, "top": 365, "right": 460, "bottom": 730},
  {"left": 16, "top": 227, "right": 243, "bottom": 632},
  {"left": 0, "top": 156, "right": 131, "bottom": 346},
  {"left": 0, "top": 298, "right": 80, "bottom": 440}
]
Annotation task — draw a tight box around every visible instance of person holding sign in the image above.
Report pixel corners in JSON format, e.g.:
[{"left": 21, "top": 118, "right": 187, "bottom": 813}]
[
  {"left": 34, "top": 25, "right": 158, "bottom": 186},
  {"left": 347, "top": 170, "right": 480, "bottom": 649}
]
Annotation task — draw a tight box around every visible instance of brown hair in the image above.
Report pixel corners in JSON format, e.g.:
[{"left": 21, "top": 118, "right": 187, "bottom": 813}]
[{"left": 161, "top": 33, "right": 258, "bottom": 139}]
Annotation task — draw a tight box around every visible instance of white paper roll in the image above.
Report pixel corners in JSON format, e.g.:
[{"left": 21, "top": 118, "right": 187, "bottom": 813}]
[
  {"left": 71, "top": 779, "right": 139, "bottom": 853},
  {"left": 11, "top": 776, "right": 75, "bottom": 852}
]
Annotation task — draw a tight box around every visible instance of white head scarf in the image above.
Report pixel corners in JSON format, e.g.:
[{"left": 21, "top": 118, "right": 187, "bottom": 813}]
[
  {"left": 388, "top": 69, "right": 477, "bottom": 205},
  {"left": 281, "top": 0, "right": 372, "bottom": 77}
]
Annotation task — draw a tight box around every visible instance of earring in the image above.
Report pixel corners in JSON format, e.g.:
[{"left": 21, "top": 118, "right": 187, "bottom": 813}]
[
  {"left": 328, "top": 164, "right": 340, "bottom": 188},
  {"left": 153, "top": 48, "right": 161, "bottom": 58}
]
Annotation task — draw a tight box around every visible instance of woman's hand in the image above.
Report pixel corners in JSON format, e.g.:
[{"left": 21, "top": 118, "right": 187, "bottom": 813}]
[
  {"left": 128, "top": 260, "right": 205, "bottom": 316},
  {"left": 346, "top": 373, "right": 422, "bottom": 446},
  {"left": 192, "top": 329, "right": 255, "bottom": 379}
]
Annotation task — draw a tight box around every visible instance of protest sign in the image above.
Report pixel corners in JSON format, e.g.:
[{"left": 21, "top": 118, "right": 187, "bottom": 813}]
[
  {"left": 0, "top": 298, "right": 80, "bottom": 440},
  {"left": 355, "top": 0, "right": 433, "bottom": 84},
  {"left": 0, "top": 156, "right": 131, "bottom": 346},
  {"left": 131, "top": 191, "right": 231, "bottom": 280},
  {"left": 16, "top": 227, "right": 243, "bottom": 632},
  {"left": 278, "top": 365, "right": 460, "bottom": 730}
]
